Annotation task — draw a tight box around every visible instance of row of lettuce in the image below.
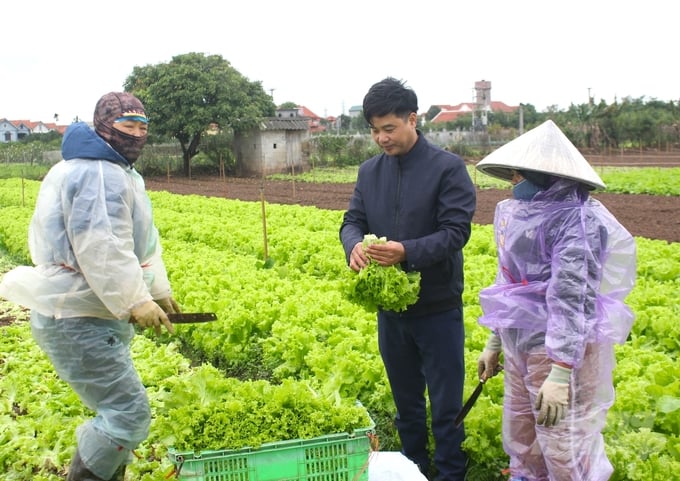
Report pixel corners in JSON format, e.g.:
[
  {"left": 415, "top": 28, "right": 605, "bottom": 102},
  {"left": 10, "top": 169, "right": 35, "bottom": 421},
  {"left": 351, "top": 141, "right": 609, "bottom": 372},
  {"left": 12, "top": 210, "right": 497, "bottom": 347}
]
[{"left": 0, "top": 177, "right": 678, "bottom": 480}]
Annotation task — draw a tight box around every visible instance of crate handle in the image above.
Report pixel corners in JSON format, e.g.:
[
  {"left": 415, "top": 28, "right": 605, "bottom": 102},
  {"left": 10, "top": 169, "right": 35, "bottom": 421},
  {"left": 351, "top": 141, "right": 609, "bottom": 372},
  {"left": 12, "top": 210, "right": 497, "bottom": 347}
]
[{"left": 165, "top": 456, "right": 184, "bottom": 479}]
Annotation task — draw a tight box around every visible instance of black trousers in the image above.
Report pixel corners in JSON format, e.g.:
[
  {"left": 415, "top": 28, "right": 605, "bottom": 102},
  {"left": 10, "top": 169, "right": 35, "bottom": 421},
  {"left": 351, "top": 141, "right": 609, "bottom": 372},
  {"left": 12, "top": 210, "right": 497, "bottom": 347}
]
[{"left": 378, "top": 307, "right": 467, "bottom": 481}]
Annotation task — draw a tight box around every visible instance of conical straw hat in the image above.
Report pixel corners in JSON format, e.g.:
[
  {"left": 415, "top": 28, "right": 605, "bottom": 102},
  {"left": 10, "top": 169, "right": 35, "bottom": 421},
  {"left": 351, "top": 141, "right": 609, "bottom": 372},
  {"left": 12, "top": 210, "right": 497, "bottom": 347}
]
[{"left": 476, "top": 119, "right": 605, "bottom": 190}]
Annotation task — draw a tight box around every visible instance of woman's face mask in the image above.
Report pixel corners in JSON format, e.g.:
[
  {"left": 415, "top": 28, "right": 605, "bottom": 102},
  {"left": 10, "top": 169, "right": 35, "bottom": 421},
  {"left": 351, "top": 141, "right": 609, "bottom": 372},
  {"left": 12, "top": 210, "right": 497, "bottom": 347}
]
[
  {"left": 93, "top": 92, "right": 148, "bottom": 163},
  {"left": 512, "top": 179, "right": 543, "bottom": 200}
]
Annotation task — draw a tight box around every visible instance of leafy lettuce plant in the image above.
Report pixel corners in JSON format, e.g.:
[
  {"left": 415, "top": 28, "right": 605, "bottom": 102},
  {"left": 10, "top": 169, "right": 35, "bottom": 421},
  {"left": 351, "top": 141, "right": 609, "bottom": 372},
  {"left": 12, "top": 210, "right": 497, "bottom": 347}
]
[{"left": 343, "top": 234, "right": 420, "bottom": 312}]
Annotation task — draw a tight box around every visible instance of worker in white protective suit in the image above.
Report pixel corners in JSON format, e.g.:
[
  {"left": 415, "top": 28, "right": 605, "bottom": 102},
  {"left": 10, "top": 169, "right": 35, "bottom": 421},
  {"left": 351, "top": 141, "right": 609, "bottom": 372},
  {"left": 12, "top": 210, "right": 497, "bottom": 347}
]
[
  {"left": 474, "top": 120, "right": 636, "bottom": 481},
  {"left": 0, "top": 92, "right": 180, "bottom": 481}
]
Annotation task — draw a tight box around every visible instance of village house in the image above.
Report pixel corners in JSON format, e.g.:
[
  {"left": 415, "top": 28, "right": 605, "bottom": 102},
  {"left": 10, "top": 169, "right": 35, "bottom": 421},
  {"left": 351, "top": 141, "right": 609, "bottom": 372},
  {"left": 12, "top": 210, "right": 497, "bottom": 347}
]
[
  {"left": 233, "top": 116, "right": 311, "bottom": 176},
  {"left": 0, "top": 119, "right": 67, "bottom": 143},
  {"left": 427, "top": 80, "right": 518, "bottom": 128},
  {"left": 428, "top": 100, "right": 517, "bottom": 124},
  {"left": 348, "top": 105, "right": 363, "bottom": 118},
  {"left": 226, "top": 104, "right": 332, "bottom": 175},
  {"left": 276, "top": 105, "right": 326, "bottom": 133}
]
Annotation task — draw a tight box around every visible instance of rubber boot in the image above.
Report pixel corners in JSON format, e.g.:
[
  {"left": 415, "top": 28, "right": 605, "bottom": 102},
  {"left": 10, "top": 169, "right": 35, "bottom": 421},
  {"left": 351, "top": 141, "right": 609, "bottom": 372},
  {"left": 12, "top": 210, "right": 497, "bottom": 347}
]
[{"left": 66, "top": 449, "right": 107, "bottom": 481}]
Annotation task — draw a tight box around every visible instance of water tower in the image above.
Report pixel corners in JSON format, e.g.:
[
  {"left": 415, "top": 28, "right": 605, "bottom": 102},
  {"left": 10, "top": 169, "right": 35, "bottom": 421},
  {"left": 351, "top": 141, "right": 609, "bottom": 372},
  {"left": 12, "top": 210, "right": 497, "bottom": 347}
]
[{"left": 473, "top": 80, "right": 491, "bottom": 131}]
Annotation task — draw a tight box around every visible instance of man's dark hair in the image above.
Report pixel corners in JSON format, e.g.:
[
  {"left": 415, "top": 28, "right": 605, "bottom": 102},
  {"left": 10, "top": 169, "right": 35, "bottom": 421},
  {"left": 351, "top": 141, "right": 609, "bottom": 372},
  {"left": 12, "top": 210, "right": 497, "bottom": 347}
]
[{"left": 362, "top": 77, "right": 418, "bottom": 124}]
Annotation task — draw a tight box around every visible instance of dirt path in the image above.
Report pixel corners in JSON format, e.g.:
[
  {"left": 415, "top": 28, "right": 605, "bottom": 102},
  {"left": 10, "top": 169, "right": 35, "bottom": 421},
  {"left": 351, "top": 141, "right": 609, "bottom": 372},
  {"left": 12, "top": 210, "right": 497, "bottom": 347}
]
[{"left": 145, "top": 175, "right": 680, "bottom": 243}]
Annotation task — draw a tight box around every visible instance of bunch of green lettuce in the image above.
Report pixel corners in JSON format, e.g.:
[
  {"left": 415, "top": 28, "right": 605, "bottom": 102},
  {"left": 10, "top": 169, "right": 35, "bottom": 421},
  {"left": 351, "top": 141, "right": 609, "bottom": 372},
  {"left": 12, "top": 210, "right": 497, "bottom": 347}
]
[
  {"left": 155, "top": 365, "right": 372, "bottom": 451},
  {"left": 343, "top": 234, "right": 421, "bottom": 312}
]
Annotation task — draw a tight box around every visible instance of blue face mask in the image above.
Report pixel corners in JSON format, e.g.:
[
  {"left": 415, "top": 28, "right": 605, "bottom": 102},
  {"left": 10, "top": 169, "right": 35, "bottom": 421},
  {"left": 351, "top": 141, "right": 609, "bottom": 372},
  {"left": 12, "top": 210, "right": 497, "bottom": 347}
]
[{"left": 512, "top": 179, "right": 543, "bottom": 200}]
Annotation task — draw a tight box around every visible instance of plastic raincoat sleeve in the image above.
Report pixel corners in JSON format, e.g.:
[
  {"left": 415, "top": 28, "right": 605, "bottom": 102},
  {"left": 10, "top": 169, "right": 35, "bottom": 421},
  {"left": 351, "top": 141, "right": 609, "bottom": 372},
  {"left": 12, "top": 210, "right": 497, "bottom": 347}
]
[
  {"left": 478, "top": 185, "right": 636, "bottom": 369},
  {"left": 64, "top": 162, "right": 156, "bottom": 318},
  {"left": 544, "top": 210, "right": 598, "bottom": 366},
  {"left": 586, "top": 201, "right": 637, "bottom": 344},
  {"left": 141, "top": 228, "right": 172, "bottom": 300},
  {"left": 544, "top": 204, "right": 636, "bottom": 366}
]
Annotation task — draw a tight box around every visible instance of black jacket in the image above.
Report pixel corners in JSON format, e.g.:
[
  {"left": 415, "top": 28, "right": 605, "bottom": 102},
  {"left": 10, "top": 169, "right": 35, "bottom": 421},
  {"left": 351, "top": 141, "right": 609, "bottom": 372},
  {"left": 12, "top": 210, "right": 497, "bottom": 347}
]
[{"left": 340, "top": 132, "right": 476, "bottom": 317}]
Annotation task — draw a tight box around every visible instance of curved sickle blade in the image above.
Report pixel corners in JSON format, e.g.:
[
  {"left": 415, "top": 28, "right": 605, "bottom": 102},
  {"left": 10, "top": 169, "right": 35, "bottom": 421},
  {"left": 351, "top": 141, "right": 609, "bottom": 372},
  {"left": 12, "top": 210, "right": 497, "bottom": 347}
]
[{"left": 454, "top": 380, "right": 485, "bottom": 428}]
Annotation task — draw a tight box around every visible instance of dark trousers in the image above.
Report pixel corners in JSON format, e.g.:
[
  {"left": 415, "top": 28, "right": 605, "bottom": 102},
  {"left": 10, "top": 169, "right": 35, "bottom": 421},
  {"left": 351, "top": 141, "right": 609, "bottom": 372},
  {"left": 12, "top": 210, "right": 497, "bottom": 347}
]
[{"left": 378, "top": 307, "right": 467, "bottom": 481}]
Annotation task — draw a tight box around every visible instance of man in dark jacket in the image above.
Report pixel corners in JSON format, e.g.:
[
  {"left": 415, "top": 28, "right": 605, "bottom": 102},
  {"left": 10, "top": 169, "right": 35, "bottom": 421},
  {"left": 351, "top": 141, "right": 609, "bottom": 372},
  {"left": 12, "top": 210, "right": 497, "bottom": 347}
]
[{"left": 340, "top": 77, "right": 476, "bottom": 481}]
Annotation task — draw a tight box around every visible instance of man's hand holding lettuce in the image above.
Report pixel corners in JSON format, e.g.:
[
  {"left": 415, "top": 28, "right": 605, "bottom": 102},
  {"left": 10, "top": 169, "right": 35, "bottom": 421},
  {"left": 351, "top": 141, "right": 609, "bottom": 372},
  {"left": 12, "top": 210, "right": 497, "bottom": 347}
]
[{"left": 342, "top": 234, "right": 420, "bottom": 312}]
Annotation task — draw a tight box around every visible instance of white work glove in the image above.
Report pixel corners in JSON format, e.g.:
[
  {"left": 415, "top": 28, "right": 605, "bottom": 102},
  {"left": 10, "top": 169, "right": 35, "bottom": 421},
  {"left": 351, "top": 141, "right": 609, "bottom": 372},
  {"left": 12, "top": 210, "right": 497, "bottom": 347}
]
[
  {"left": 155, "top": 297, "right": 181, "bottom": 314},
  {"left": 477, "top": 333, "right": 503, "bottom": 381},
  {"left": 130, "top": 300, "right": 174, "bottom": 336},
  {"left": 535, "top": 364, "right": 571, "bottom": 427}
]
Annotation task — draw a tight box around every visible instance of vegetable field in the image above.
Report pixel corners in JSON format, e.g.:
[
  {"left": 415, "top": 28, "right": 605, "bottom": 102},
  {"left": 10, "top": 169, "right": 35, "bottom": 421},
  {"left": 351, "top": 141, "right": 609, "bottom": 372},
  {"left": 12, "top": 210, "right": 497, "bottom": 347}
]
[{"left": 0, "top": 172, "right": 679, "bottom": 481}]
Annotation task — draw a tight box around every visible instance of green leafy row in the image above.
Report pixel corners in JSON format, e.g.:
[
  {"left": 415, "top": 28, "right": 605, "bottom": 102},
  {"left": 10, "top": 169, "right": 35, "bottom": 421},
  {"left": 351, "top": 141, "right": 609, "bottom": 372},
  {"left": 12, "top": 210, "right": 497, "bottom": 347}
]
[
  {"left": 269, "top": 165, "right": 680, "bottom": 196},
  {"left": 1, "top": 178, "right": 679, "bottom": 480}
]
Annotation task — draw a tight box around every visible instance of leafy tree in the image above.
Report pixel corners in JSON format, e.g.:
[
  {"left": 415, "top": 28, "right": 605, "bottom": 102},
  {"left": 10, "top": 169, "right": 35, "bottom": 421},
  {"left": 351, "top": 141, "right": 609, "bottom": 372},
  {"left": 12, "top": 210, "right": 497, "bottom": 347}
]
[
  {"left": 446, "top": 113, "right": 474, "bottom": 131},
  {"left": 201, "top": 131, "right": 236, "bottom": 175},
  {"left": 336, "top": 114, "right": 352, "bottom": 131},
  {"left": 425, "top": 105, "right": 442, "bottom": 122},
  {"left": 19, "top": 131, "right": 62, "bottom": 146},
  {"left": 278, "top": 101, "right": 298, "bottom": 109},
  {"left": 593, "top": 102, "right": 622, "bottom": 148},
  {"left": 124, "top": 52, "right": 275, "bottom": 176},
  {"left": 350, "top": 114, "right": 369, "bottom": 132}
]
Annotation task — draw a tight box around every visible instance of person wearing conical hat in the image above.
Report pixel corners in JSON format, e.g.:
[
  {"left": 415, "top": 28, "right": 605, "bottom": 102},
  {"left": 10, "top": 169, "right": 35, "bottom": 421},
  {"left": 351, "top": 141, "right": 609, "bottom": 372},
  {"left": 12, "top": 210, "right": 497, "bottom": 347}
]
[
  {"left": 0, "top": 92, "right": 181, "bottom": 480},
  {"left": 474, "top": 120, "right": 636, "bottom": 481}
]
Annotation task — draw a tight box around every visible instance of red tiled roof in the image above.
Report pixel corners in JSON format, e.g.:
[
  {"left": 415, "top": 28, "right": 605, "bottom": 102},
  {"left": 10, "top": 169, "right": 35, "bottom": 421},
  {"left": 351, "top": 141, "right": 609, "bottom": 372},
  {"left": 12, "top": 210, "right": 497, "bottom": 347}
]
[
  {"left": 430, "top": 104, "right": 474, "bottom": 123},
  {"left": 294, "top": 105, "right": 329, "bottom": 132},
  {"left": 489, "top": 101, "right": 517, "bottom": 113},
  {"left": 7, "top": 119, "right": 69, "bottom": 134},
  {"left": 430, "top": 101, "right": 518, "bottom": 123},
  {"left": 10, "top": 120, "right": 33, "bottom": 129},
  {"left": 431, "top": 110, "right": 471, "bottom": 123},
  {"left": 297, "top": 105, "right": 321, "bottom": 120}
]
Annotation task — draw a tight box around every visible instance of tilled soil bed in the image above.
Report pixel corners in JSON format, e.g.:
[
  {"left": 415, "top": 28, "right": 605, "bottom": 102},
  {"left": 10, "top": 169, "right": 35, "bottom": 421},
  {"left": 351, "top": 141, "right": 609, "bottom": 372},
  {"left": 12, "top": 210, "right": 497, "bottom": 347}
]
[{"left": 144, "top": 175, "right": 680, "bottom": 244}]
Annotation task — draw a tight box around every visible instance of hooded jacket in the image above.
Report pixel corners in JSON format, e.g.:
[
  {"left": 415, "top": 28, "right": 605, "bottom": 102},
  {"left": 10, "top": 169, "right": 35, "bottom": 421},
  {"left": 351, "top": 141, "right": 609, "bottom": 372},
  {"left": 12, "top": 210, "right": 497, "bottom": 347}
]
[
  {"left": 340, "top": 132, "right": 476, "bottom": 316},
  {"left": 0, "top": 122, "right": 170, "bottom": 319}
]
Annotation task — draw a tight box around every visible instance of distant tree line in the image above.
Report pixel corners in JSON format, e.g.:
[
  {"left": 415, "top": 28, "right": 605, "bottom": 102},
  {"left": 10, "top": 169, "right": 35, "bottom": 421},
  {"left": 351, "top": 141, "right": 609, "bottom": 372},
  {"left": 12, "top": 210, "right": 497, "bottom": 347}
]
[
  {"left": 420, "top": 97, "right": 680, "bottom": 151},
  {"left": 2, "top": 51, "right": 677, "bottom": 173},
  {"left": 321, "top": 98, "right": 680, "bottom": 151}
]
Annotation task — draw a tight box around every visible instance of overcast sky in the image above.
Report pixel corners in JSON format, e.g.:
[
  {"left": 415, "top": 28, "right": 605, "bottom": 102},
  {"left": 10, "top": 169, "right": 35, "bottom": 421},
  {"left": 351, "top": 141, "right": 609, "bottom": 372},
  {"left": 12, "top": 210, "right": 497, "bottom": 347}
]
[{"left": 2, "top": 0, "right": 676, "bottom": 125}]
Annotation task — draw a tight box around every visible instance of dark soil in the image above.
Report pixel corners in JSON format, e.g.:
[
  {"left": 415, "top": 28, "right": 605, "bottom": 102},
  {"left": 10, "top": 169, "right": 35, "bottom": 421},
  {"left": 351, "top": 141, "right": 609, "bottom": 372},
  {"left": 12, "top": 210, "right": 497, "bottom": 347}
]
[{"left": 144, "top": 174, "right": 680, "bottom": 244}]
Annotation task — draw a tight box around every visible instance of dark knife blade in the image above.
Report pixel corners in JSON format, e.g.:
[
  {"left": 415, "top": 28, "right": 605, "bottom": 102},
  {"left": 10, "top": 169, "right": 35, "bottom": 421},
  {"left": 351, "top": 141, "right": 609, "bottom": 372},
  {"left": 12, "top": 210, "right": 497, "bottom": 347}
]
[
  {"left": 167, "top": 312, "right": 217, "bottom": 323},
  {"left": 454, "top": 365, "right": 503, "bottom": 428},
  {"left": 454, "top": 380, "right": 485, "bottom": 428}
]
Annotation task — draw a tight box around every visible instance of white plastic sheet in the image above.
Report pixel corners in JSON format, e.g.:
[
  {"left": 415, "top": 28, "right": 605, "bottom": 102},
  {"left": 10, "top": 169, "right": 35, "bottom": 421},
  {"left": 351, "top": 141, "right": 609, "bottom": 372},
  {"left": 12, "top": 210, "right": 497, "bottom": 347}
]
[{"left": 368, "top": 451, "right": 428, "bottom": 481}]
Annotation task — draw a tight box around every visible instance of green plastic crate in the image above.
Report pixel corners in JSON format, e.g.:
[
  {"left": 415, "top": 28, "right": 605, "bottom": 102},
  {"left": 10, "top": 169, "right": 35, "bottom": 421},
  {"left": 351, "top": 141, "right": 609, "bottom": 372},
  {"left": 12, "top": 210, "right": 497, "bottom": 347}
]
[{"left": 167, "top": 417, "right": 375, "bottom": 481}]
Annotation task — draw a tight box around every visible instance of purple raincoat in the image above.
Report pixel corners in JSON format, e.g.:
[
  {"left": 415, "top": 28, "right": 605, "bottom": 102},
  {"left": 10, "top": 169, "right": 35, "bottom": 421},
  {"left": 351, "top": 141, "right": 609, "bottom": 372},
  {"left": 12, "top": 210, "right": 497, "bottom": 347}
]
[{"left": 478, "top": 178, "right": 636, "bottom": 481}]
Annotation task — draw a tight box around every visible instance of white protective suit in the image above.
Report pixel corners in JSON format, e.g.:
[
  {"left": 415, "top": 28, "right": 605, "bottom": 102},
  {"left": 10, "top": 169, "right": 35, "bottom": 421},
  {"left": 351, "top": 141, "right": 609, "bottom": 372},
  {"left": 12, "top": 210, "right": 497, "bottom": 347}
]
[
  {"left": 0, "top": 148, "right": 170, "bottom": 317},
  {"left": 0, "top": 121, "right": 172, "bottom": 479}
]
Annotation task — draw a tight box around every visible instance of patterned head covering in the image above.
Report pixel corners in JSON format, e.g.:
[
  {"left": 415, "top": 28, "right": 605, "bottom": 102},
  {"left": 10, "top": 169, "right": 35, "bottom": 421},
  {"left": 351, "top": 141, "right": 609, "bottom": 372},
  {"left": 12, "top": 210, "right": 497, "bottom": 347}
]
[{"left": 93, "top": 92, "right": 148, "bottom": 163}]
